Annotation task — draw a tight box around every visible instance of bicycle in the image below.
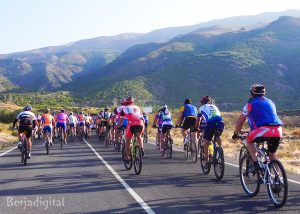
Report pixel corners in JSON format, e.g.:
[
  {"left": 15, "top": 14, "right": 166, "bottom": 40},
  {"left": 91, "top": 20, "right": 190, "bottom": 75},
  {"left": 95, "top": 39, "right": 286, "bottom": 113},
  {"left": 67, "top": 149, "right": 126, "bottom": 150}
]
[
  {"left": 44, "top": 130, "right": 51, "bottom": 155},
  {"left": 178, "top": 125, "right": 197, "bottom": 163},
  {"left": 115, "top": 129, "right": 125, "bottom": 153},
  {"left": 19, "top": 134, "right": 28, "bottom": 165},
  {"left": 160, "top": 129, "right": 173, "bottom": 159},
  {"left": 143, "top": 126, "right": 148, "bottom": 144},
  {"left": 122, "top": 130, "right": 143, "bottom": 175},
  {"left": 58, "top": 128, "right": 63, "bottom": 149},
  {"left": 199, "top": 129, "right": 225, "bottom": 180},
  {"left": 237, "top": 133, "right": 288, "bottom": 208}
]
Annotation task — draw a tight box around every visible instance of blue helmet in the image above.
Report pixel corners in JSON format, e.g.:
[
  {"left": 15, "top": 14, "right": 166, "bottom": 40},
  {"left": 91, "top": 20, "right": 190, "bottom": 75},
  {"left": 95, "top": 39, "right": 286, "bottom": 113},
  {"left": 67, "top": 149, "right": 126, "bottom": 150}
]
[{"left": 23, "top": 105, "right": 32, "bottom": 111}]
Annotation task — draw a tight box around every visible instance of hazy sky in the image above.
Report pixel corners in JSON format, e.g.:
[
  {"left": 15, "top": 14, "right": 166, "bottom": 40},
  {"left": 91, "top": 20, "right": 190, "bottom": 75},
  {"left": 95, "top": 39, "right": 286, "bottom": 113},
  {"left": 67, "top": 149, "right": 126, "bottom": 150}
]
[{"left": 1, "top": 0, "right": 300, "bottom": 54}]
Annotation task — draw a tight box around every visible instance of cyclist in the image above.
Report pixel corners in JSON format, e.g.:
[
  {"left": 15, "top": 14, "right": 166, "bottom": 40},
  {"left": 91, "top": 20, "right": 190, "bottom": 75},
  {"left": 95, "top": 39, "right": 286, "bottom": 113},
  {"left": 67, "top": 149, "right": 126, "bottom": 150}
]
[
  {"left": 85, "top": 113, "right": 93, "bottom": 137},
  {"left": 77, "top": 112, "right": 86, "bottom": 138},
  {"left": 56, "top": 109, "right": 69, "bottom": 144},
  {"left": 159, "top": 105, "right": 173, "bottom": 152},
  {"left": 13, "top": 106, "right": 37, "bottom": 159},
  {"left": 99, "top": 108, "right": 111, "bottom": 136},
  {"left": 152, "top": 107, "right": 164, "bottom": 149},
  {"left": 110, "top": 108, "right": 118, "bottom": 143},
  {"left": 69, "top": 112, "right": 78, "bottom": 138},
  {"left": 175, "top": 98, "right": 198, "bottom": 149},
  {"left": 40, "top": 108, "right": 55, "bottom": 147},
  {"left": 118, "top": 97, "right": 144, "bottom": 159},
  {"left": 116, "top": 100, "right": 129, "bottom": 143},
  {"left": 142, "top": 112, "right": 149, "bottom": 142},
  {"left": 232, "top": 84, "right": 283, "bottom": 172},
  {"left": 195, "top": 96, "right": 224, "bottom": 169}
]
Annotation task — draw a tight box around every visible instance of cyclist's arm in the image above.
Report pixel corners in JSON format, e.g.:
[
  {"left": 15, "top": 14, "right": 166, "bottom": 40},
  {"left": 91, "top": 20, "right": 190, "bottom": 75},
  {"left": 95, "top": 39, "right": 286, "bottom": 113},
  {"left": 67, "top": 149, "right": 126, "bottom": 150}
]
[
  {"left": 176, "top": 112, "right": 183, "bottom": 127},
  {"left": 234, "top": 114, "right": 247, "bottom": 134}
]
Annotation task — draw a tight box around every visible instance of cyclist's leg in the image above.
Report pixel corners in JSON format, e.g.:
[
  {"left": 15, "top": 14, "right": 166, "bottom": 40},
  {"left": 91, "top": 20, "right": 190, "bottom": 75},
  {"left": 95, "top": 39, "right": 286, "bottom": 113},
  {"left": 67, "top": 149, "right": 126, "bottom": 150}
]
[
  {"left": 267, "top": 137, "right": 280, "bottom": 161},
  {"left": 203, "top": 123, "right": 215, "bottom": 162},
  {"left": 125, "top": 126, "right": 133, "bottom": 159}
]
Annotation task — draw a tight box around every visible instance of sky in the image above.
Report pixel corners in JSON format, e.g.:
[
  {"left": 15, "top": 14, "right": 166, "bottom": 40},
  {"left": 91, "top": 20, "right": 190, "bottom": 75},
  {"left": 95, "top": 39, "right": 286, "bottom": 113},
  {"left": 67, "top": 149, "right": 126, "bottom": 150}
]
[{"left": 0, "top": 0, "right": 300, "bottom": 54}]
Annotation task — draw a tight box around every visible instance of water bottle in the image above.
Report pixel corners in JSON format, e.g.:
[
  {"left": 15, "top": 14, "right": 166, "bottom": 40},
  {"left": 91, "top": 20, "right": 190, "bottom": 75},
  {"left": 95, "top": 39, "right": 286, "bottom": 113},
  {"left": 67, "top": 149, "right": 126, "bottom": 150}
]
[{"left": 208, "top": 144, "right": 213, "bottom": 159}]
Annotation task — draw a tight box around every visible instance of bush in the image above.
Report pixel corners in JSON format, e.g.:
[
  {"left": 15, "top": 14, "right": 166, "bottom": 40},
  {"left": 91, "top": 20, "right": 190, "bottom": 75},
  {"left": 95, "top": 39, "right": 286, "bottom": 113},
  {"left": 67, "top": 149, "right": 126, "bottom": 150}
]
[{"left": 0, "top": 109, "right": 19, "bottom": 123}]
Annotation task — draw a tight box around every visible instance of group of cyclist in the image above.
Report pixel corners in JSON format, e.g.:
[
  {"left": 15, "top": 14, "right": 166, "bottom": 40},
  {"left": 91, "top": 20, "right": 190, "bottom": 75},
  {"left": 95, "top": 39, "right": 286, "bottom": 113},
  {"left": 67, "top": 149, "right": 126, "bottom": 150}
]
[{"left": 13, "top": 83, "right": 283, "bottom": 175}]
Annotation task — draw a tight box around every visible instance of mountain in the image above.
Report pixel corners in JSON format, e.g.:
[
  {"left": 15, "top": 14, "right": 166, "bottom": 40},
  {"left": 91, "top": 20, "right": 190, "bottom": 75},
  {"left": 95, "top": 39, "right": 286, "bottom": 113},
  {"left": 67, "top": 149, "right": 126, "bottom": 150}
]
[
  {"left": 65, "top": 16, "right": 300, "bottom": 110},
  {"left": 1, "top": 10, "right": 300, "bottom": 93}
]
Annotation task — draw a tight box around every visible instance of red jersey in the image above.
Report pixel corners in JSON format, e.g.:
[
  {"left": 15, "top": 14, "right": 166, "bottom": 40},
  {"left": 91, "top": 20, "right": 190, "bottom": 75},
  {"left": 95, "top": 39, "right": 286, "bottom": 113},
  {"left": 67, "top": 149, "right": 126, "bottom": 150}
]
[{"left": 120, "top": 105, "right": 143, "bottom": 126}]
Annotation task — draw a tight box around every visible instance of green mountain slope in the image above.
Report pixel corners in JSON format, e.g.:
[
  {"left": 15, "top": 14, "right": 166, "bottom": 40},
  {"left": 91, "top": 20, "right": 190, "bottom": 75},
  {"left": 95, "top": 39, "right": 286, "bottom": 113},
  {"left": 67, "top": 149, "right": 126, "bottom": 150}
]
[{"left": 67, "top": 16, "right": 300, "bottom": 110}]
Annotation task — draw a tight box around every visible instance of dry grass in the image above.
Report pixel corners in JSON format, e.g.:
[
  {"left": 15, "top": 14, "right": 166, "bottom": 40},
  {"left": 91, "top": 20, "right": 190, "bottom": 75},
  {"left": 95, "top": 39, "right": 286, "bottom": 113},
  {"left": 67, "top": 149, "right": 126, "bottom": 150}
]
[
  {"left": 0, "top": 102, "right": 20, "bottom": 111},
  {"left": 0, "top": 123, "right": 18, "bottom": 149}
]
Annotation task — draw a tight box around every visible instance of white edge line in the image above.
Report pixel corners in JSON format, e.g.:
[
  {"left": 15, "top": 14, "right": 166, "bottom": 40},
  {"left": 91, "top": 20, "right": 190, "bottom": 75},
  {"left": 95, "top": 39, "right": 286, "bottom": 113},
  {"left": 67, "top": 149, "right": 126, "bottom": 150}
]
[
  {"left": 84, "top": 139, "right": 156, "bottom": 214},
  {"left": 0, "top": 146, "right": 17, "bottom": 157},
  {"left": 147, "top": 142, "right": 300, "bottom": 185}
]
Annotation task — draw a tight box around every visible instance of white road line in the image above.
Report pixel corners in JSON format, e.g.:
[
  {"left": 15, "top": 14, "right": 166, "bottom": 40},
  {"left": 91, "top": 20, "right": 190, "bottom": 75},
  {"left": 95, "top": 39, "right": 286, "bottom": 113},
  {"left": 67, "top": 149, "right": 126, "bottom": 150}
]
[
  {"left": 147, "top": 142, "right": 300, "bottom": 185},
  {"left": 0, "top": 146, "right": 17, "bottom": 157},
  {"left": 84, "top": 139, "right": 156, "bottom": 214}
]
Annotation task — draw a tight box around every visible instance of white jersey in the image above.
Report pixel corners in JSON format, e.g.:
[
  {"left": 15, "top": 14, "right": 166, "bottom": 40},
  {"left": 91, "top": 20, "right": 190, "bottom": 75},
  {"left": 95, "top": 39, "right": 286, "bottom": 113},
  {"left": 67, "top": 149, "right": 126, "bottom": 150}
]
[
  {"left": 198, "top": 104, "right": 222, "bottom": 123},
  {"left": 101, "top": 111, "right": 111, "bottom": 120},
  {"left": 69, "top": 115, "right": 78, "bottom": 124}
]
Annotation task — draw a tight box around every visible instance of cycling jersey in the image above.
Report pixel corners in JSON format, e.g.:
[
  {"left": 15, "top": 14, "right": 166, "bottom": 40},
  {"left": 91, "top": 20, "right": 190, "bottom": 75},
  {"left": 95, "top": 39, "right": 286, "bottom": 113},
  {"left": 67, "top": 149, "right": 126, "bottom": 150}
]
[
  {"left": 120, "top": 105, "right": 143, "bottom": 126},
  {"left": 101, "top": 111, "right": 111, "bottom": 121},
  {"left": 85, "top": 116, "right": 92, "bottom": 124},
  {"left": 117, "top": 106, "right": 128, "bottom": 126},
  {"left": 159, "top": 111, "right": 173, "bottom": 126},
  {"left": 143, "top": 115, "right": 149, "bottom": 124},
  {"left": 179, "top": 104, "right": 197, "bottom": 118},
  {"left": 16, "top": 111, "right": 36, "bottom": 126},
  {"left": 242, "top": 96, "right": 282, "bottom": 130},
  {"left": 69, "top": 115, "right": 78, "bottom": 125},
  {"left": 197, "top": 104, "right": 223, "bottom": 123},
  {"left": 78, "top": 114, "right": 85, "bottom": 122},
  {"left": 41, "top": 113, "right": 54, "bottom": 128},
  {"left": 56, "top": 113, "right": 69, "bottom": 124}
]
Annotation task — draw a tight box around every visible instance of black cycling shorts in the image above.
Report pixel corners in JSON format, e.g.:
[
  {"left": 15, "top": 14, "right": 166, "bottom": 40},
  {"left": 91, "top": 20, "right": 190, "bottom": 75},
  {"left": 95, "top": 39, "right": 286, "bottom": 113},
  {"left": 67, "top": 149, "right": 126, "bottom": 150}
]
[
  {"left": 19, "top": 125, "right": 33, "bottom": 138},
  {"left": 130, "top": 125, "right": 143, "bottom": 134},
  {"left": 182, "top": 117, "right": 196, "bottom": 131},
  {"left": 162, "top": 124, "right": 172, "bottom": 134},
  {"left": 254, "top": 137, "right": 281, "bottom": 154}
]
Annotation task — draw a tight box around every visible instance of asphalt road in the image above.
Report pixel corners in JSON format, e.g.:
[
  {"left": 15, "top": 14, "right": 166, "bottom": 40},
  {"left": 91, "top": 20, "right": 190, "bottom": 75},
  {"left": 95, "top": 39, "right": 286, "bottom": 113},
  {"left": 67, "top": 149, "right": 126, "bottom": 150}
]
[{"left": 0, "top": 132, "right": 299, "bottom": 214}]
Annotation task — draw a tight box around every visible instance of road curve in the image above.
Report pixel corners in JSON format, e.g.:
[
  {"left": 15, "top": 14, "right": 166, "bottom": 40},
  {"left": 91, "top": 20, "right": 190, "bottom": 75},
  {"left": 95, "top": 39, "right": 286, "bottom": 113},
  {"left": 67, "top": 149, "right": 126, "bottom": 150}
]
[{"left": 0, "top": 132, "right": 299, "bottom": 214}]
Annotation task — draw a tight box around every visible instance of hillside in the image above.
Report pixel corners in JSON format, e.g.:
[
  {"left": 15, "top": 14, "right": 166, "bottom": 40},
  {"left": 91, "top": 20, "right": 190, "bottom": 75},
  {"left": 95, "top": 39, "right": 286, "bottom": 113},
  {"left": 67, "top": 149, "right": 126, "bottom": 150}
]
[
  {"left": 1, "top": 10, "right": 300, "bottom": 93},
  {"left": 65, "top": 16, "right": 300, "bottom": 110}
]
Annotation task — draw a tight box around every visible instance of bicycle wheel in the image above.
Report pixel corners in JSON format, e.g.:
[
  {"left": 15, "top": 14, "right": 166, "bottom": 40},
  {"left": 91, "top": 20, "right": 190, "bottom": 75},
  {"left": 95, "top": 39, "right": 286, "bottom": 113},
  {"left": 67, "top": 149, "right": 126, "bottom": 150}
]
[
  {"left": 143, "top": 132, "right": 148, "bottom": 144},
  {"left": 199, "top": 142, "right": 211, "bottom": 174},
  {"left": 191, "top": 139, "right": 198, "bottom": 163},
  {"left": 240, "top": 155, "right": 260, "bottom": 197},
  {"left": 156, "top": 135, "right": 160, "bottom": 150},
  {"left": 104, "top": 133, "right": 109, "bottom": 148},
  {"left": 267, "top": 160, "right": 288, "bottom": 208},
  {"left": 23, "top": 146, "right": 27, "bottom": 166},
  {"left": 124, "top": 147, "right": 132, "bottom": 170},
  {"left": 46, "top": 141, "right": 50, "bottom": 155},
  {"left": 239, "top": 145, "right": 248, "bottom": 166},
  {"left": 213, "top": 147, "right": 225, "bottom": 180},
  {"left": 21, "top": 147, "right": 24, "bottom": 163},
  {"left": 166, "top": 138, "right": 172, "bottom": 159},
  {"left": 60, "top": 134, "right": 63, "bottom": 148},
  {"left": 133, "top": 145, "right": 142, "bottom": 175}
]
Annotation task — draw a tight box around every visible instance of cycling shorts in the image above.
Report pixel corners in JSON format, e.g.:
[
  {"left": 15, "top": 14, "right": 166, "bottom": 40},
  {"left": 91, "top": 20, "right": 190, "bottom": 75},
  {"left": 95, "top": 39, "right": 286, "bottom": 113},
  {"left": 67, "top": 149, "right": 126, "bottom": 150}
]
[
  {"left": 43, "top": 126, "right": 52, "bottom": 134},
  {"left": 70, "top": 123, "right": 75, "bottom": 128},
  {"left": 18, "top": 125, "right": 33, "bottom": 138},
  {"left": 79, "top": 122, "right": 85, "bottom": 127},
  {"left": 126, "top": 125, "right": 143, "bottom": 139},
  {"left": 85, "top": 123, "right": 91, "bottom": 129},
  {"left": 162, "top": 124, "right": 172, "bottom": 134},
  {"left": 247, "top": 125, "right": 282, "bottom": 143},
  {"left": 56, "top": 123, "right": 67, "bottom": 131},
  {"left": 203, "top": 121, "right": 224, "bottom": 141},
  {"left": 182, "top": 117, "right": 196, "bottom": 131}
]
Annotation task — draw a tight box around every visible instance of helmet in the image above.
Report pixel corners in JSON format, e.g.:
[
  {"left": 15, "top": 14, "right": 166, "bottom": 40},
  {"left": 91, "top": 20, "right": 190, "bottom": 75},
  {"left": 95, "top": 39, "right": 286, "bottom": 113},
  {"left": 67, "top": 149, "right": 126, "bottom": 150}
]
[
  {"left": 161, "top": 104, "right": 168, "bottom": 112},
  {"left": 61, "top": 109, "right": 65, "bottom": 113},
  {"left": 250, "top": 84, "right": 265, "bottom": 96},
  {"left": 104, "top": 107, "right": 109, "bottom": 111},
  {"left": 184, "top": 98, "right": 191, "bottom": 105},
  {"left": 125, "top": 97, "right": 134, "bottom": 105},
  {"left": 23, "top": 105, "right": 32, "bottom": 111},
  {"left": 201, "top": 96, "right": 212, "bottom": 105},
  {"left": 80, "top": 111, "right": 83, "bottom": 114},
  {"left": 45, "top": 108, "right": 50, "bottom": 113},
  {"left": 142, "top": 112, "right": 146, "bottom": 115},
  {"left": 70, "top": 112, "right": 73, "bottom": 115}
]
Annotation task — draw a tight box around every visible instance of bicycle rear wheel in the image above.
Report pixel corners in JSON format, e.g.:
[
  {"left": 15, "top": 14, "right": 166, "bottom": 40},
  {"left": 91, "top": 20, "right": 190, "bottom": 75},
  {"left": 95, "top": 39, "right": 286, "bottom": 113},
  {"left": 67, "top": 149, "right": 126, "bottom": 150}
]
[
  {"left": 123, "top": 147, "right": 132, "bottom": 170},
  {"left": 46, "top": 141, "right": 50, "bottom": 155},
  {"left": 213, "top": 147, "right": 224, "bottom": 180},
  {"left": 133, "top": 145, "right": 142, "bottom": 175},
  {"left": 191, "top": 139, "right": 197, "bottom": 163},
  {"left": 240, "top": 155, "right": 260, "bottom": 197},
  {"left": 199, "top": 141, "right": 210, "bottom": 174},
  {"left": 166, "top": 138, "right": 172, "bottom": 159},
  {"left": 239, "top": 145, "right": 247, "bottom": 166},
  {"left": 267, "top": 160, "right": 288, "bottom": 208}
]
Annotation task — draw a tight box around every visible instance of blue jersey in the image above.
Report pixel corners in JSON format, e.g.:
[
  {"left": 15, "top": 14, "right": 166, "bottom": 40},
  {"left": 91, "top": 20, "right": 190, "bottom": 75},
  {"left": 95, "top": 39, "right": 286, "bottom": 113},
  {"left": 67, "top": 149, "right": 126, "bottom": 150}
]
[
  {"left": 143, "top": 115, "right": 149, "bottom": 124},
  {"left": 179, "top": 104, "right": 197, "bottom": 118},
  {"left": 242, "top": 96, "right": 282, "bottom": 130}
]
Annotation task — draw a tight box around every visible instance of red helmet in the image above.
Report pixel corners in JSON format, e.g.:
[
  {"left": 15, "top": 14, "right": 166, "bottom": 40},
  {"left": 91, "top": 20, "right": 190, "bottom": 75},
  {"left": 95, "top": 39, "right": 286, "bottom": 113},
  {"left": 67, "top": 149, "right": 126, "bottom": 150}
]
[
  {"left": 250, "top": 84, "right": 265, "bottom": 96},
  {"left": 200, "top": 96, "right": 212, "bottom": 105},
  {"left": 125, "top": 97, "right": 134, "bottom": 105}
]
